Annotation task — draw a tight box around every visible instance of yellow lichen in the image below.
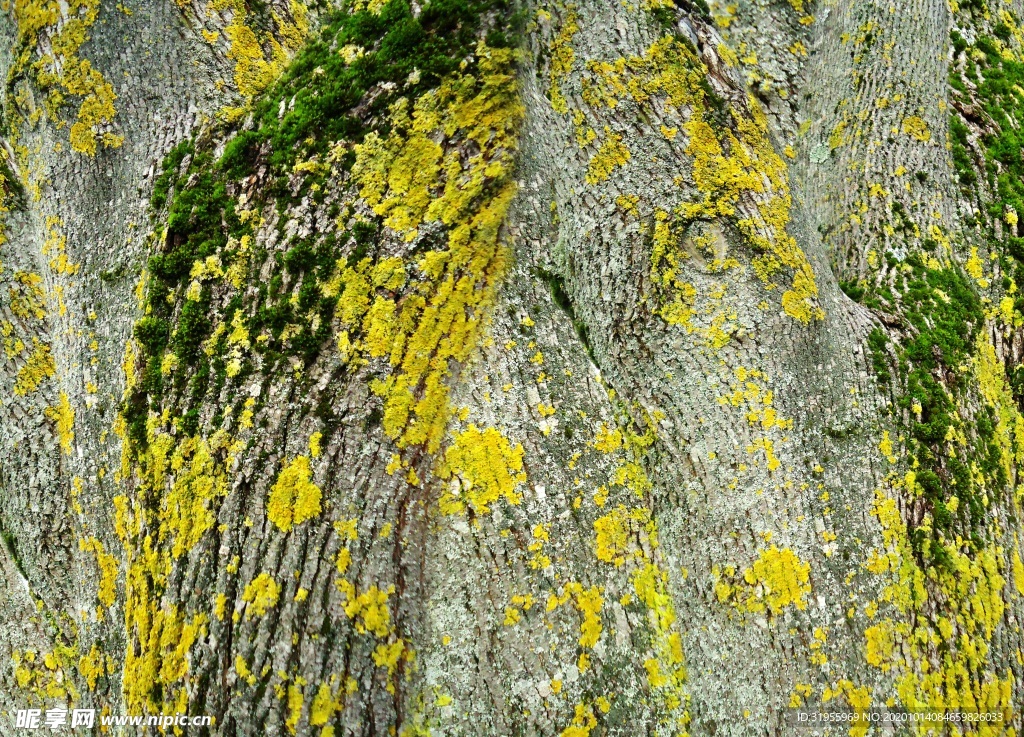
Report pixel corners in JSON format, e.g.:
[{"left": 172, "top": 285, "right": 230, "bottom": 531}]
[
  {"left": 594, "top": 507, "right": 630, "bottom": 566},
  {"left": 822, "top": 680, "right": 872, "bottom": 737},
  {"left": 864, "top": 461, "right": 1015, "bottom": 719},
  {"left": 10, "top": 0, "right": 122, "bottom": 155},
  {"left": 162, "top": 434, "right": 229, "bottom": 558},
  {"left": 549, "top": 582, "right": 604, "bottom": 666},
  {"left": 1014, "top": 544, "right": 1024, "bottom": 596},
  {"left": 560, "top": 703, "right": 597, "bottom": 737},
  {"left": 310, "top": 681, "right": 343, "bottom": 726},
  {"left": 632, "top": 562, "right": 690, "bottom": 721},
  {"left": 548, "top": 8, "right": 580, "bottom": 114},
  {"left": 339, "top": 583, "right": 393, "bottom": 638},
  {"left": 285, "top": 682, "right": 304, "bottom": 734},
  {"left": 14, "top": 644, "right": 80, "bottom": 702},
  {"left": 349, "top": 44, "right": 523, "bottom": 452},
  {"left": 120, "top": 601, "right": 208, "bottom": 713},
  {"left": 863, "top": 619, "right": 895, "bottom": 671},
  {"left": 9, "top": 271, "right": 47, "bottom": 320},
  {"left": 901, "top": 115, "right": 931, "bottom": 142},
  {"left": 716, "top": 545, "right": 811, "bottom": 615},
  {"left": 79, "top": 536, "right": 117, "bottom": 608},
  {"left": 437, "top": 424, "right": 526, "bottom": 515},
  {"left": 113, "top": 416, "right": 245, "bottom": 714},
  {"left": 966, "top": 246, "right": 987, "bottom": 287},
  {"left": 211, "top": 0, "right": 308, "bottom": 98},
  {"left": 242, "top": 573, "right": 281, "bottom": 618},
  {"left": 78, "top": 644, "right": 105, "bottom": 691},
  {"left": 580, "top": 37, "right": 822, "bottom": 324},
  {"left": 878, "top": 430, "right": 897, "bottom": 463},
  {"left": 585, "top": 128, "right": 631, "bottom": 184},
  {"left": 593, "top": 505, "right": 650, "bottom": 566},
  {"left": 267, "top": 455, "right": 323, "bottom": 532},
  {"left": 14, "top": 338, "right": 54, "bottom": 395},
  {"left": 44, "top": 391, "right": 75, "bottom": 454}
]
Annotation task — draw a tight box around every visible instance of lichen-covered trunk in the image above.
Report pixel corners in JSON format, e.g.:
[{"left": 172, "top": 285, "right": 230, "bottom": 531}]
[{"left": 1, "top": 0, "right": 1023, "bottom": 735}]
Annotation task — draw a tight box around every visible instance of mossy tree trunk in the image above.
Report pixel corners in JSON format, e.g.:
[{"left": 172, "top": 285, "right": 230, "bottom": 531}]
[{"left": 1, "top": 0, "right": 1023, "bottom": 735}]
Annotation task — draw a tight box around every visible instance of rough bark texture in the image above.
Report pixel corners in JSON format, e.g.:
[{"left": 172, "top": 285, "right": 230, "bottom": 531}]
[{"left": 1, "top": 0, "right": 1023, "bottom": 735}]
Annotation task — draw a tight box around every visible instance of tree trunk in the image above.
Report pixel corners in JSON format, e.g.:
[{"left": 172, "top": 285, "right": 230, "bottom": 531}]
[{"left": 1, "top": 0, "right": 1022, "bottom": 734}]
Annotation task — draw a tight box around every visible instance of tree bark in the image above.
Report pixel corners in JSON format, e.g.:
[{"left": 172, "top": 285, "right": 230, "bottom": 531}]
[{"left": 1, "top": 0, "right": 1022, "bottom": 735}]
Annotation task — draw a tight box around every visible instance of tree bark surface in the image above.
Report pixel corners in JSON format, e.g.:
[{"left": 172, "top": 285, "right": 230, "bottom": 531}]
[{"left": 0, "top": 0, "right": 1022, "bottom": 735}]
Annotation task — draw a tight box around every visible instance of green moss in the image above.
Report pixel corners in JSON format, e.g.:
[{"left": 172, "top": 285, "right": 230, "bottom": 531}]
[
  {"left": 0, "top": 528, "right": 27, "bottom": 581},
  {"left": 282, "top": 239, "right": 316, "bottom": 274},
  {"left": 134, "top": 317, "right": 170, "bottom": 353},
  {"left": 124, "top": 0, "right": 522, "bottom": 458},
  {"left": 867, "top": 328, "right": 891, "bottom": 386},
  {"left": 953, "top": 33, "right": 1024, "bottom": 237},
  {"left": 649, "top": 5, "right": 679, "bottom": 35},
  {"left": 174, "top": 295, "right": 213, "bottom": 363},
  {"left": 151, "top": 140, "right": 193, "bottom": 211},
  {"left": 901, "top": 261, "right": 983, "bottom": 375},
  {"left": 180, "top": 408, "right": 200, "bottom": 437},
  {"left": 536, "top": 266, "right": 594, "bottom": 363},
  {"left": 863, "top": 254, "right": 990, "bottom": 565},
  {"left": 215, "top": 0, "right": 516, "bottom": 184},
  {"left": 951, "top": 29, "right": 968, "bottom": 55},
  {"left": 0, "top": 155, "right": 25, "bottom": 211},
  {"left": 122, "top": 393, "right": 148, "bottom": 448},
  {"left": 839, "top": 279, "right": 865, "bottom": 302}
]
